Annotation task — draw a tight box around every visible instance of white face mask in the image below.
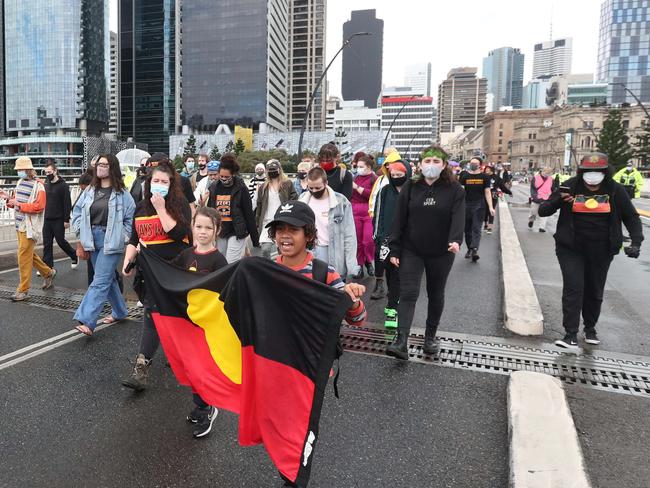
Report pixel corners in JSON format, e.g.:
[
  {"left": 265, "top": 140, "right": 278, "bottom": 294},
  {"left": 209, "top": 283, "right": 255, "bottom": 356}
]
[
  {"left": 582, "top": 171, "right": 605, "bottom": 186},
  {"left": 422, "top": 165, "right": 443, "bottom": 179}
]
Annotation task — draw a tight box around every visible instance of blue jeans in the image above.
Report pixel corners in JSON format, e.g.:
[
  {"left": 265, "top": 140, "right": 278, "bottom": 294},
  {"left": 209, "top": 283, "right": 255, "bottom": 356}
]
[{"left": 74, "top": 226, "right": 128, "bottom": 330}]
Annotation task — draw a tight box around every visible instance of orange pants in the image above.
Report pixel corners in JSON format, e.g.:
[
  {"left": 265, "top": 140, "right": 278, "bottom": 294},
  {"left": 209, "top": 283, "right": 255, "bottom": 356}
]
[{"left": 17, "top": 231, "right": 53, "bottom": 293}]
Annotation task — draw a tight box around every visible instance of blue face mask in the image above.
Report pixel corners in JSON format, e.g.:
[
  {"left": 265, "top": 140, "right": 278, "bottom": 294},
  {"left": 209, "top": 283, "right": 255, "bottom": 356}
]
[
  {"left": 17, "top": 171, "right": 27, "bottom": 179},
  {"left": 186, "top": 162, "right": 195, "bottom": 171},
  {"left": 151, "top": 183, "right": 169, "bottom": 198}
]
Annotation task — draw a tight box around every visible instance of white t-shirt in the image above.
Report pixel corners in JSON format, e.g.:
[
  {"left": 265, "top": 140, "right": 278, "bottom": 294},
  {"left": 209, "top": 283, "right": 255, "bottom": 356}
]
[
  {"left": 260, "top": 187, "right": 281, "bottom": 244},
  {"left": 194, "top": 176, "right": 211, "bottom": 204},
  {"left": 309, "top": 195, "right": 330, "bottom": 246}
]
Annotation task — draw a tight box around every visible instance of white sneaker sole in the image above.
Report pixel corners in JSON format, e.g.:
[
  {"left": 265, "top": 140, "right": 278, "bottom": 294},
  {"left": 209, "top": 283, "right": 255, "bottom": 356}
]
[
  {"left": 554, "top": 339, "right": 579, "bottom": 350},
  {"left": 193, "top": 408, "right": 219, "bottom": 438},
  {"left": 584, "top": 338, "right": 600, "bottom": 345}
]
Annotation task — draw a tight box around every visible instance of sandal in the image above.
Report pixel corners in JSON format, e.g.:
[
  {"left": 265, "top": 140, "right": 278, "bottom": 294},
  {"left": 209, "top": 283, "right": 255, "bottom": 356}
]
[
  {"left": 99, "top": 316, "right": 126, "bottom": 325},
  {"left": 75, "top": 324, "right": 93, "bottom": 336}
]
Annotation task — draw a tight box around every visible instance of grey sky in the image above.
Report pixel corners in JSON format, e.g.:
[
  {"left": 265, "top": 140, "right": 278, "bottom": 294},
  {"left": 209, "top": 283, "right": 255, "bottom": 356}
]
[{"left": 110, "top": 0, "right": 603, "bottom": 102}]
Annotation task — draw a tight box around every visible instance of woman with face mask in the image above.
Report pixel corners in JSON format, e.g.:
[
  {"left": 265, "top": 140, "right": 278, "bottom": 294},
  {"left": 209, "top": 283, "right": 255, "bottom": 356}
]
[
  {"left": 539, "top": 152, "right": 643, "bottom": 350},
  {"left": 206, "top": 154, "right": 260, "bottom": 263},
  {"left": 71, "top": 154, "right": 136, "bottom": 336},
  {"left": 351, "top": 155, "right": 378, "bottom": 279},
  {"left": 121, "top": 159, "right": 192, "bottom": 390},
  {"left": 255, "top": 159, "right": 298, "bottom": 259},
  {"left": 293, "top": 160, "right": 312, "bottom": 196},
  {"left": 385, "top": 146, "right": 465, "bottom": 360}
]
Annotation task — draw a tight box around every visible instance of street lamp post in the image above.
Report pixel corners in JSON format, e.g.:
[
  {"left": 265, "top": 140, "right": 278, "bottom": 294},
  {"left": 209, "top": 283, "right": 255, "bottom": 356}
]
[
  {"left": 405, "top": 122, "right": 432, "bottom": 160},
  {"left": 297, "top": 32, "right": 371, "bottom": 156},
  {"left": 609, "top": 82, "right": 650, "bottom": 120}
]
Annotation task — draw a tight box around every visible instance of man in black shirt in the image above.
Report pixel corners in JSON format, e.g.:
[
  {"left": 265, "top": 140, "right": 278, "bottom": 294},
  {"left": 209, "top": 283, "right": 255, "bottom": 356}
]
[
  {"left": 316, "top": 143, "right": 352, "bottom": 200},
  {"left": 458, "top": 157, "right": 494, "bottom": 262},
  {"left": 42, "top": 163, "right": 77, "bottom": 269}
]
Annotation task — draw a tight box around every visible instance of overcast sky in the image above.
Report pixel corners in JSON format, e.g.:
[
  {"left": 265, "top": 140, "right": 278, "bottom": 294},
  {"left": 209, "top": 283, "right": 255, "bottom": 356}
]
[{"left": 110, "top": 0, "right": 603, "bottom": 101}]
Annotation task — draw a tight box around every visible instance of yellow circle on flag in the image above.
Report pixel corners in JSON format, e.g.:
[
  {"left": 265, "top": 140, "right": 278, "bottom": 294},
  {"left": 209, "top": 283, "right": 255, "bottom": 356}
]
[{"left": 585, "top": 198, "right": 598, "bottom": 209}]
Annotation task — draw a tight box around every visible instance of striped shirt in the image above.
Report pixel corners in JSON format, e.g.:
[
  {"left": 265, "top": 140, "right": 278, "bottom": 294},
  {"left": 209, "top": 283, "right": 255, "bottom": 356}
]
[{"left": 14, "top": 179, "right": 36, "bottom": 230}]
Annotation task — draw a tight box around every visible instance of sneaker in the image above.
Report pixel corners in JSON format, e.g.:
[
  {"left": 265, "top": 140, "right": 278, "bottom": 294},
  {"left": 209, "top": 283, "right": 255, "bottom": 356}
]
[
  {"left": 471, "top": 248, "right": 480, "bottom": 262},
  {"left": 528, "top": 220, "right": 534, "bottom": 229},
  {"left": 370, "top": 279, "right": 386, "bottom": 300},
  {"left": 538, "top": 228, "right": 546, "bottom": 233},
  {"left": 71, "top": 259, "right": 78, "bottom": 270},
  {"left": 365, "top": 262, "right": 375, "bottom": 277},
  {"left": 11, "top": 291, "right": 28, "bottom": 302},
  {"left": 187, "top": 405, "right": 203, "bottom": 424},
  {"left": 584, "top": 329, "right": 600, "bottom": 345},
  {"left": 486, "top": 228, "right": 493, "bottom": 235},
  {"left": 464, "top": 249, "right": 472, "bottom": 259},
  {"left": 36, "top": 270, "right": 41, "bottom": 276},
  {"left": 122, "top": 354, "right": 152, "bottom": 391},
  {"left": 555, "top": 333, "right": 579, "bottom": 350},
  {"left": 192, "top": 406, "right": 218, "bottom": 438},
  {"left": 42, "top": 268, "right": 57, "bottom": 290},
  {"left": 384, "top": 308, "right": 398, "bottom": 329},
  {"left": 352, "top": 267, "right": 364, "bottom": 280}
]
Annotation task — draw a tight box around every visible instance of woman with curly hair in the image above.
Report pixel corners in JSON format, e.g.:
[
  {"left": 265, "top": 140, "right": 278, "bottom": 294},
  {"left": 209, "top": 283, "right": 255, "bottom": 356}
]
[
  {"left": 121, "top": 158, "right": 192, "bottom": 391},
  {"left": 385, "top": 145, "right": 465, "bottom": 361}
]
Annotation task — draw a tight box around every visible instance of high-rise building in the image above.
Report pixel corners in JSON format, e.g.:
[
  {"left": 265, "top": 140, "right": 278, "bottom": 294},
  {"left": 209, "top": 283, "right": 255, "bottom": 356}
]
[
  {"left": 341, "top": 9, "right": 383, "bottom": 108},
  {"left": 405, "top": 63, "right": 432, "bottom": 97},
  {"left": 288, "top": 0, "right": 326, "bottom": 131},
  {"left": 119, "top": 0, "right": 176, "bottom": 154},
  {"left": 334, "top": 100, "right": 381, "bottom": 132},
  {"left": 178, "top": 0, "right": 289, "bottom": 135},
  {"left": 109, "top": 31, "right": 119, "bottom": 135},
  {"left": 482, "top": 47, "right": 524, "bottom": 111},
  {"left": 4, "top": 0, "right": 109, "bottom": 136},
  {"left": 532, "top": 38, "right": 573, "bottom": 79},
  {"left": 597, "top": 0, "right": 650, "bottom": 104},
  {"left": 381, "top": 96, "right": 435, "bottom": 161},
  {"left": 325, "top": 96, "right": 340, "bottom": 130},
  {"left": 437, "top": 68, "right": 487, "bottom": 140},
  {"left": 0, "top": 0, "right": 5, "bottom": 138}
]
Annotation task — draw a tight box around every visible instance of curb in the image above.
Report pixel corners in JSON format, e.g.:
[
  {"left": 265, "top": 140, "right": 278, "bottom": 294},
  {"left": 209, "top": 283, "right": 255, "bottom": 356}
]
[
  {"left": 508, "top": 371, "right": 591, "bottom": 488},
  {"left": 0, "top": 240, "right": 79, "bottom": 270},
  {"left": 498, "top": 200, "right": 543, "bottom": 335}
]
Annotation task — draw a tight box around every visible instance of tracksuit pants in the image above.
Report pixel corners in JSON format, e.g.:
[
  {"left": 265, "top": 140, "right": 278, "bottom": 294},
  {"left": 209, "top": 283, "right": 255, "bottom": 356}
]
[{"left": 465, "top": 200, "right": 485, "bottom": 250}]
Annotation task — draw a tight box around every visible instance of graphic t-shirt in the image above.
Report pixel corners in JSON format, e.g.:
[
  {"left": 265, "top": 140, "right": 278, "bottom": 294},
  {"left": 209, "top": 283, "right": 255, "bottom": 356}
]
[
  {"left": 459, "top": 172, "right": 490, "bottom": 202},
  {"left": 214, "top": 185, "right": 234, "bottom": 238},
  {"left": 130, "top": 200, "right": 192, "bottom": 261},
  {"left": 572, "top": 188, "right": 610, "bottom": 243}
]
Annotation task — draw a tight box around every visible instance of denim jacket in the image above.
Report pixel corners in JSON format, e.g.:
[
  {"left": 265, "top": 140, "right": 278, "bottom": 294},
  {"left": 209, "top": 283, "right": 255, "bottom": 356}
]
[{"left": 72, "top": 186, "right": 135, "bottom": 254}]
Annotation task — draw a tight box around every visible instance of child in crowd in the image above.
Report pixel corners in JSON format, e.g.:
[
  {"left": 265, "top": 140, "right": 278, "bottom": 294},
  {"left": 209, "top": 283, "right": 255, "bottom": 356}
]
[{"left": 172, "top": 206, "right": 227, "bottom": 438}]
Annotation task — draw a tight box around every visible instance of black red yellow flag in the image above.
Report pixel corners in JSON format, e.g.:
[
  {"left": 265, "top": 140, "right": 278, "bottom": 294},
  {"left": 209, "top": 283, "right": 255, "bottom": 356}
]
[{"left": 138, "top": 248, "right": 351, "bottom": 486}]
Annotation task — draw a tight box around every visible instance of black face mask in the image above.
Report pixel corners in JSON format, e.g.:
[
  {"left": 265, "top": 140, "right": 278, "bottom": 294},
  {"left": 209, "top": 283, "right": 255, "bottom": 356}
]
[
  {"left": 267, "top": 170, "right": 280, "bottom": 179},
  {"left": 390, "top": 176, "right": 407, "bottom": 187},
  {"left": 199, "top": 164, "right": 207, "bottom": 170},
  {"left": 220, "top": 177, "right": 234, "bottom": 187},
  {"left": 46, "top": 173, "right": 55, "bottom": 182},
  {"left": 310, "top": 188, "right": 326, "bottom": 199},
  {"left": 297, "top": 172, "right": 307, "bottom": 180}
]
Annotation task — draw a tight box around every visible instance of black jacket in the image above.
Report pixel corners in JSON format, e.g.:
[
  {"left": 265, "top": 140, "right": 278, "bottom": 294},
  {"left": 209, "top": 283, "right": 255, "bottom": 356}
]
[
  {"left": 539, "top": 176, "right": 644, "bottom": 255},
  {"left": 207, "top": 176, "right": 260, "bottom": 246},
  {"left": 325, "top": 166, "right": 353, "bottom": 201},
  {"left": 389, "top": 177, "right": 465, "bottom": 258},
  {"left": 44, "top": 178, "right": 72, "bottom": 221}
]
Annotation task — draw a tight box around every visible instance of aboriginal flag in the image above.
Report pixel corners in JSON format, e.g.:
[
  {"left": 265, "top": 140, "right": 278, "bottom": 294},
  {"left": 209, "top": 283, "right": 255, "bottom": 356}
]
[{"left": 137, "top": 248, "right": 351, "bottom": 486}]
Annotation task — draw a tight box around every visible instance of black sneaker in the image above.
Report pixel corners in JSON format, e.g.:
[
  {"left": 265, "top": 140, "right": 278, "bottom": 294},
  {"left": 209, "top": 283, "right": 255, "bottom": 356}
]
[
  {"left": 555, "top": 333, "right": 579, "bottom": 350},
  {"left": 538, "top": 228, "right": 546, "bottom": 233},
  {"left": 528, "top": 220, "right": 534, "bottom": 229},
  {"left": 192, "top": 406, "right": 218, "bottom": 438},
  {"left": 187, "top": 406, "right": 203, "bottom": 424},
  {"left": 471, "top": 248, "right": 480, "bottom": 262},
  {"left": 464, "top": 249, "right": 472, "bottom": 259},
  {"left": 584, "top": 329, "right": 600, "bottom": 345}
]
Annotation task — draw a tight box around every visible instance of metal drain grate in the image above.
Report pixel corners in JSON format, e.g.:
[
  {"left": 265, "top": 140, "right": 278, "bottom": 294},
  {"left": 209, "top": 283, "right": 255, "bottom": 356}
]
[{"left": 340, "top": 326, "right": 650, "bottom": 398}]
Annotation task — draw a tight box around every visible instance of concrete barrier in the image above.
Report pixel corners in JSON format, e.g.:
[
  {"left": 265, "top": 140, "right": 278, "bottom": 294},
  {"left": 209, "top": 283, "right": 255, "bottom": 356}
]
[
  {"left": 498, "top": 199, "right": 544, "bottom": 335},
  {"left": 508, "top": 371, "right": 591, "bottom": 488}
]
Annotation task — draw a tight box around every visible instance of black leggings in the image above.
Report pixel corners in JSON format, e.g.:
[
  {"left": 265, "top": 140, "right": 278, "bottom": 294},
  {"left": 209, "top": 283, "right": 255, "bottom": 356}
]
[
  {"left": 385, "top": 260, "right": 400, "bottom": 309},
  {"left": 139, "top": 306, "right": 160, "bottom": 360},
  {"left": 397, "top": 249, "right": 455, "bottom": 335},
  {"left": 374, "top": 243, "right": 385, "bottom": 278}
]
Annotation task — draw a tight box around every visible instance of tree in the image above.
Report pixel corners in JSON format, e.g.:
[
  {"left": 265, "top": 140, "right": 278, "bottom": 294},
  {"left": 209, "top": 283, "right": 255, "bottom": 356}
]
[
  {"left": 225, "top": 140, "right": 235, "bottom": 154},
  {"left": 596, "top": 109, "right": 634, "bottom": 171},
  {"left": 633, "top": 120, "right": 650, "bottom": 167},
  {"left": 209, "top": 144, "right": 222, "bottom": 161},
  {"left": 235, "top": 138, "right": 246, "bottom": 155},
  {"left": 237, "top": 149, "right": 294, "bottom": 173},
  {"left": 183, "top": 135, "right": 197, "bottom": 158}
]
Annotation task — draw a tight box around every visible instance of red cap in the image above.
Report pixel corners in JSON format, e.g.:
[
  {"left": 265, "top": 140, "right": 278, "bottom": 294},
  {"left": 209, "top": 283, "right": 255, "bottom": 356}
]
[{"left": 579, "top": 153, "right": 609, "bottom": 170}]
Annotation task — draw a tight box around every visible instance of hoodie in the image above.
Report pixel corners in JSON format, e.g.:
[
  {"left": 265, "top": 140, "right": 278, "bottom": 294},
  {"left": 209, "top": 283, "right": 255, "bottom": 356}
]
[{"left": 373, "top": 163, "right": 413, "bottom": 242}]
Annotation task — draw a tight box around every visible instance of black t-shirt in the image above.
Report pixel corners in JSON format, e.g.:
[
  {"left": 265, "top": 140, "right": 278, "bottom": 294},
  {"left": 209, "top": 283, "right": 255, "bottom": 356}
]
[
  {"left": 210, "top": 183, "right": 235, "bottom": 238},
  {"left": 196, "top": 172, "right": 207, "bottom": 183},
  {"left": 572, "top": 187, "right": 611, "bottom": 244},
  {"left": 459, "top": 172, "right": 490, "bottom": 202},
  {"left": 180, "top": 175, "right": 196, "bottom": 204},
  {"left": 90, "top": 188, "right": 112, "bottom": 226},
  {"left": 172, "top": 247, "right": 228, "bottom": 273}
]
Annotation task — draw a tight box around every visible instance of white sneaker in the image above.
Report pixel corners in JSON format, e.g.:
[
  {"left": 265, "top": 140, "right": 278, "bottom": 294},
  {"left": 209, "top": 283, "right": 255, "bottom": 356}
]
[
  {"left": 36, "top": 271, "right": 41, "bottom": 276},
  {"left": 71, "top": 260, "right": 78, "bottom": 270}
]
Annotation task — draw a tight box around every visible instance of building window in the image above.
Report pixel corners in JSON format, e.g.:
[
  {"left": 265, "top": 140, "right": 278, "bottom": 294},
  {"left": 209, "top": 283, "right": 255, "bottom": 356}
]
[
  {"left": 533, "top": 133, "right": 537, "bottom": 140},
  {"left": 623, "top": 120, "right": 630, "bottom": 129},
  {"left": 499, "top": 131, "right": 503, "bottom": 136},
  {"left": 499, "top": 123, "right": 503, "bottom": 129},
  {"left": 529, "top": 145, "right": 535, "bottom": 154},
  {"left": 498, "top": 139, "right": 503, "bottom": 145}
]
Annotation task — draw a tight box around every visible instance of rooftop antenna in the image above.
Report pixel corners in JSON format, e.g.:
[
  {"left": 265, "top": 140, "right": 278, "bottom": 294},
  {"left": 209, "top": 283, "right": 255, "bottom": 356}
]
[{"left": 549, "top": 3, "right": 554, "bottom": 40}]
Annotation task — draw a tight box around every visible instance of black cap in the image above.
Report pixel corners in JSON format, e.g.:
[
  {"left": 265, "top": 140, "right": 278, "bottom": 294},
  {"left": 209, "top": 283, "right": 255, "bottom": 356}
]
[{"left": 265, "top": 201, "right": 315, "bottom": 228}]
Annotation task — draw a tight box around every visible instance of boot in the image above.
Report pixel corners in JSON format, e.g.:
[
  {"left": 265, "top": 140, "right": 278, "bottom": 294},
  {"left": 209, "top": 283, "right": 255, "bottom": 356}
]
[
  {"left": 464, "top": 248, "right": 472, "bottom": 259},
  {"left": 370, "top": 278, "right": 386, "bottom": 300},
  {"left": 386, "top": 331, "right": 409, "bottom": 360},
  {"left": 122, "top": 353, "right": 151, "bottom": 391},
  {"left": 423, "top": 325, "right": 439, "bottom": 355}
]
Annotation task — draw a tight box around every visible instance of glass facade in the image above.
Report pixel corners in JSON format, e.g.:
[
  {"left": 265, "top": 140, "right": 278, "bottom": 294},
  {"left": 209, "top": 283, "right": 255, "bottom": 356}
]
[
  {"left": 4, "top": 0, "right": 108, "bottom": 134},
  {"left": 483, "top": 47, "right": 524, "bottom": 111},
  {"left": 598, "top": 0, "right": 650, "bottom": 104},
  {"left": 180, "top": 0, "right": 287, "bottom": 133},
  {"left": 120, "top": 0, "right": 176, "bottom": 154}
]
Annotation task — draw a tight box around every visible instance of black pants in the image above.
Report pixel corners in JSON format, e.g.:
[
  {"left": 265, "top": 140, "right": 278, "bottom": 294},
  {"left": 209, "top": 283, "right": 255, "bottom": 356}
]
[
  {"left": 385, "top": 260, "right": 400, "bottom": 309},
  {"left": 42, "top": 218, "right": 76, "bottom": 267},
  {"left": 485, "top": 197, "right": 498, "bottom": 225},
  {"left": 374, "top": 243, "right": 385, "bottom": 278},
  {"left": 139, "top": 306, "right": 160, "bottom": 360},
  {"left": 465, "top": 200, "right": 485, "bottom": 250},
  {"left": 556, "top": 244, "right": 613, "bottom": 334},
  {"left": 397, "top": 248, "right": 455, "bottom": 335}
]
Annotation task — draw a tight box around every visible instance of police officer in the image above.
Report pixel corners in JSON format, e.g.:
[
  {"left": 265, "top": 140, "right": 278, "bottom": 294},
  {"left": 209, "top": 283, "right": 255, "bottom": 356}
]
[
  {"left": 539, "top": 153, "right": 644, "bottom": 349},
  {"left": 613, "top": 162, "right": 644, "bottom": 200}
]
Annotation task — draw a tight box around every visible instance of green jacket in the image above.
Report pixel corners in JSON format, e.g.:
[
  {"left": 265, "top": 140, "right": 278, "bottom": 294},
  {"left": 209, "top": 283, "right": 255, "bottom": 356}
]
[{"left": 613, "top": 167, "right": 644, "bottom": 198}]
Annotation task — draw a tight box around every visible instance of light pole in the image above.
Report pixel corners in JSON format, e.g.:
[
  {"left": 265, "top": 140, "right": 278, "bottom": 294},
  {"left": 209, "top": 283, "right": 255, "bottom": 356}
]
[
  {"left": 609, "top": 82, "right": 650, "bottom": 120},
  {"left": 297, "top": 32, "right": 371, "bottom": 156},
  {"left": 381, "top": 95, "right": 417, "bottom": 154},
  {"left": 405, "top": 122, "right": 432, "bottom": 160}
]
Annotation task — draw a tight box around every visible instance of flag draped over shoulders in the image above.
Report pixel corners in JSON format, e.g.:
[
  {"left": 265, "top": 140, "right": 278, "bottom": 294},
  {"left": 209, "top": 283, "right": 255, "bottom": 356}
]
[{"left": 137, "top": 248, "right": 351, "bottom": 486}]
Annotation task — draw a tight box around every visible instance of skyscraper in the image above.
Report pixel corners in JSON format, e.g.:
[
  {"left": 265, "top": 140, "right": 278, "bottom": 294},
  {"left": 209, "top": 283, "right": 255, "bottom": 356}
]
[
  {"left": 405, "top": 63, "right": 432, "bottom": 97},
  {"left": 532, "top": 38, "right": 573, "bottom": 79},
  {"left": 109, "top": 31, "right": 119, "bottom": 135},
  {"left": 4, "top": 0, "right": 109, "bottom": 136},
  {"left": 178, "top": 0, "right": 289, "bottom": 134},
  {"left": 341, "top": 10, "right": 383, "bottom": 108},
  {"left": 288, "top": 0, "right": 327, "bottom": 131},
  {"left": 381, "top": 96, "right": 435, "bottom": 161},
  {"left": 597, "top": 0, "right": 650, "bottom": 104},
  {"left": 437, "top": 68, "right": 487, "bottom": 140},
  {"left": 482, "top": 47, "right": 524, "bottom": 111},
  {"left": 119, "top": 0, "right": 176, "bottom": 154}
]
